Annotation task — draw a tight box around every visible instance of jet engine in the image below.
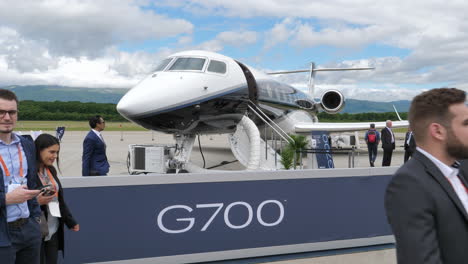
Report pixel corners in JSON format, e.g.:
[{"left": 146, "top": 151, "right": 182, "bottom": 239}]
[{"left": 319, "top": 90, "right": 345, "bottom": 114}]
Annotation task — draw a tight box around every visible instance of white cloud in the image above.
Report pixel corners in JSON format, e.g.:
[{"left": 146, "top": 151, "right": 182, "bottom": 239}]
[
  {"left": 197, "top": 30, "right": 258, "bottom": 51},
  {"left": 218, "top": 31, "right": 257, "bottom": 46},
  {"left": 0, "top": 43, "right": 171, "bottom": 88},
  {"left": 0, "top": 0, "right": 194, "bottom": 88},
  {"left": 1, "top": 0, "right": 468, "bottom": 102},
  {"left": 0, "top": 0, "right": 193, "bottom": 57},
  {"left": 0, "top": 55, "right": 140, "bottom": 88},
  {"left": 292, "top": 23, "right": 400, "bottom": 49},
  {"left": 266, "top": 56, "right": 436, "bottom": 102},
  {"left": 264, "top": 18, "right": 296, "bottom": 49},
  {"left": 166, "top": 1, "right": 468, "bottom": 98},
  {"left": 177, "top": 35, "right": 193, "bottom": 46}
]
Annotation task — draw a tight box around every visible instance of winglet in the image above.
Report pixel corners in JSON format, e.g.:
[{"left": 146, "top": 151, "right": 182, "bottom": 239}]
[{"left": 393, "top": 105, "right": 403, "bottom": 121}]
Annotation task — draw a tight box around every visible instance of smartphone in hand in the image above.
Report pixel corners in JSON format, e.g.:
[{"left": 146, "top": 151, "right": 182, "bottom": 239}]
[
  {"left": 43, "top": 190, "right": 56, "bottom": 196},
  {"left": 37, "top": 184, "right": 56, "bottom": 196},
  {"left": 36, "top": 184, "right": 51, "bottom": 192}
]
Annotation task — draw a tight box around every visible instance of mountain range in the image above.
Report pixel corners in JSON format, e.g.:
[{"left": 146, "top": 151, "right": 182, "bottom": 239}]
[{"left": 2, "top": 85, "right": 410, "bottom": 113}]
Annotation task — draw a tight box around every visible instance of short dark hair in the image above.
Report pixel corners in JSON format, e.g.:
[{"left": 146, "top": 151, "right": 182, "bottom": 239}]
[
  {"left": 89, "top": 115, "right": 103, "bottom": 129},
  {"left": 409, "top": 88, "right": 466, "bottom": 142},
  {"left": 35, "top": 133, "right": 61, "bottom": 173},
  {"left": 370, "top": 123, "right": 375, "bottom": 128},
  {"left": 0, "top": 89, "right": 18, "bottom": 103}
]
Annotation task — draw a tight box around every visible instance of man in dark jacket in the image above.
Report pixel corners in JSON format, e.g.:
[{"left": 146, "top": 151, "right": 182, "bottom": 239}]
[
  {"left": 0, "top": 89, "right": 42, "bottom": 264},
  {"left": 385, "top": 88, "right": 468, "bottom": 264},
  {"left": 404, "top": 128, "right": 416, "bottom": 162},
  {"left": 381, "top": 120, "right": 395, "bottom": 166},
  {"left": 82, "top": 115, "right": 110, "bottom": 176}
]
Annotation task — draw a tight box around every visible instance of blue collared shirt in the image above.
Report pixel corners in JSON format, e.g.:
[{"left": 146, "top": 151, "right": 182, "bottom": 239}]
[{"left": 0, "top": 133, "right": 30, "bottom": 222}]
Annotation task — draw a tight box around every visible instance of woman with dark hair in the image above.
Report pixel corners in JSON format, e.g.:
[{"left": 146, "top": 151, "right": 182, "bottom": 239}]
[{"left": 35, "top": 133, "right": 79, "bottom": 264}]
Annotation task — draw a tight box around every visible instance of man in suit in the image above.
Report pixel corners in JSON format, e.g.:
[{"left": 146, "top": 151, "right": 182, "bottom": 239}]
[
  {"left": 381, "top": 120, "right": 395, "bottom": 166},
  {"left": 385, "top": 88, "right": 468, "bottom": 264},
  {"left": 404, "top": 127, "right": 416, "bottom": 162},
  {"left": 0, "top": 89, "right": 42, "bottom": 264},
  {"left": 82, "top": 115, "right": 110, "bottom": 176}
]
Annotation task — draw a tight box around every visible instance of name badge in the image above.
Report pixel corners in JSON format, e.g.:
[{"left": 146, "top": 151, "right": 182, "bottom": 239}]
[{"left": 48, "top": 201, "right": 61, "bottom": 217}]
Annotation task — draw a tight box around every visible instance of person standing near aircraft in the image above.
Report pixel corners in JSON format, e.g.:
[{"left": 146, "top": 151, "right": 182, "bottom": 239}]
[
  {"left": 385, "top": 88, "right": 468, "bottom": 264},
  {"left": 364, "top": 123, "right": 380, "bottom": 167},
  {"left": 381, "top": 120, "right": 395, "bottom": 166},
  {"left": 82, "top": 115, "right": 109, "bottom": 176},
  {"left": 0, "top": 89, "right": 42, "bottom": 264},
  {"left": 403, "top": 127, "right": 416, "bottom": 162},
  {"left": 35, "top": 134, "right": 79, "bottom": 264}
]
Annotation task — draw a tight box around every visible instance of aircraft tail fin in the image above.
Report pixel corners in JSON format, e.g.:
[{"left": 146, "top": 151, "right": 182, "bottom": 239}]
[
  {"left": 267, "top": 65, "right": 374, "bottom": 99},
  {"left": 393, "top": 105, "right": 403, "bottom": 121}
]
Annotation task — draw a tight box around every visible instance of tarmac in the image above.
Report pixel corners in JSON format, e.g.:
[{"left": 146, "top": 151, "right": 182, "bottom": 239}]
[
  {"left": 45, "top": 130, "right": 408, "bottom": 177},
  {"left": 35, "top": 130, "right": 400, "bottom": 264}
]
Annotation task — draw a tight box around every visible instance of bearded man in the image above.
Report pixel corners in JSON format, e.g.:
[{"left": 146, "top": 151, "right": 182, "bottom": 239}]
[{"left": 385, "top": 88, "right": 468, "bottom": 264}]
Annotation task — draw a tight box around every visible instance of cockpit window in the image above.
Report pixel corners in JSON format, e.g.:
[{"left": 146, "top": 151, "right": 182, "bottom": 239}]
[
  {"left": 207, "top": 60, "right": 227, "bottom": 74},
  {"left": 154, "top": 58, "right": 173, "bottom": 72},
  {"left": 168, "top": 57, "right": 206, "bottom": 71}
]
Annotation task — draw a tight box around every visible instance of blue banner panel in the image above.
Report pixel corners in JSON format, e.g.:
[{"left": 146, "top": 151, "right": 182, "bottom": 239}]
[
  {"left": 311, "top": 131, "right": 334, "bottom": 168},
  {"left": 62, "top": 174, "right": 393, "bottom": 263}
]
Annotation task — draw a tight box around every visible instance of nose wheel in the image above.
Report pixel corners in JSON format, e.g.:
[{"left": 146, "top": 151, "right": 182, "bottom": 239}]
[{"left": 166, "top": 134, "right": 195, "bottom": 173}]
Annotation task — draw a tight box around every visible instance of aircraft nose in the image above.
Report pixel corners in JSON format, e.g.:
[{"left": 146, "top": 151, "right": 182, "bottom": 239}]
[
  {"left": 116, "top": 76, "right": 178, "bottom": 118},
  {"left": 117, "top": 72, "right": 212, "bottom": 120},
  {"left": 116, "top": 91, "right": 138, "bottom": 118}
]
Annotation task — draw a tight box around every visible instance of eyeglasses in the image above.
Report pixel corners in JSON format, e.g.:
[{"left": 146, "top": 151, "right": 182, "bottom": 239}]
[{"left": 0, "top": 110, "right": 18, "bottom": 118}]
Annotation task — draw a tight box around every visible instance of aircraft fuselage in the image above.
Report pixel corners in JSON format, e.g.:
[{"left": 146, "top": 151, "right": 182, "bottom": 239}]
[{"left": 117, "top": 50, "right": 343, "bottom": 134}]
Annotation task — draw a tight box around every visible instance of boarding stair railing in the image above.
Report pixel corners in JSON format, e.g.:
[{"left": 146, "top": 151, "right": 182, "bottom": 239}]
[{"left": 247, "top": 101, "right": 294, "bottom": 169}]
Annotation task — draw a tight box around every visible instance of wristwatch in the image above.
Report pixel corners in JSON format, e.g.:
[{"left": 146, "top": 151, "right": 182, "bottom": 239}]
[{"left": 35, "top": 216, "right": 41, "bottom": 224}]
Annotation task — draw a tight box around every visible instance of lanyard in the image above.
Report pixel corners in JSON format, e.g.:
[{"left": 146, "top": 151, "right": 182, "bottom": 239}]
[
  {"left": 39, "top": 167, "right": 58, "bottom": 198},
  {"left": 0, "top": 144, "right": 24, "bottom": 178}
]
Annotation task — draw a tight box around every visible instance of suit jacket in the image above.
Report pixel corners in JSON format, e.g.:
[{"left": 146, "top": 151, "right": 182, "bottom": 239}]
[
  {"left": 39, "top": 166, "right": 77, "bottom": 254},
  {"left": 385, "top": 151, "right": 468, "bottom": 264},
  {"left": 82, "top": 130, "right": 109, "bottom": 176},
  {"left": 404, "top": 132, "right": 416, "bottom": 153},
  {"left": 0, "top": 135, "right": 41, "bottom": 247},
  {"left": 381, "top": 127, "right": 395, "bottom": 150}
]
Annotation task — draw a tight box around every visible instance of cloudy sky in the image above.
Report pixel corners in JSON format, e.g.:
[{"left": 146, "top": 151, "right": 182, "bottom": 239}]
[{"left": 0, "top": 0, "right": 467, "bottom": 101}]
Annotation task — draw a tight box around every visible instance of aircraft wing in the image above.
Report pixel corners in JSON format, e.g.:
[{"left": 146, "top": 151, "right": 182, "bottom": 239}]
[{"left": 295, "top": 120, "right": 409, "bottom": 133}]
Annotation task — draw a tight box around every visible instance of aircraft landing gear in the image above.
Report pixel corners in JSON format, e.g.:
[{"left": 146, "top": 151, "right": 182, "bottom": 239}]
[{"left": 166, "top": 134, "right": 195, "bottom": 173}]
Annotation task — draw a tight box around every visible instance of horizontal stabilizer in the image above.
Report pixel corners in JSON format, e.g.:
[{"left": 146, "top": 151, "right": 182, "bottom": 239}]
[
  {"left": 295, "top": 120, "right": 409, "bottom": 133},
  {"left": 267, "top": 67, "right": 375, "bottom": 75}
]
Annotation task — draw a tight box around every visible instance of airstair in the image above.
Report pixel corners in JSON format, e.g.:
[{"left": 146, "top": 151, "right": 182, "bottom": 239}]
[{"left": 228, "top": 102, "right": 294, "bottom": 170}]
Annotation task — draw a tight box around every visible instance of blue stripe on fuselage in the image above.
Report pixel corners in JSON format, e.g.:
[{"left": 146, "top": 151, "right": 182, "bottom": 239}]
[
  {"left": 133, "top": 85, "right": 247, "bottom": 119},
  {"left": 128, "top": 79, "right": 311, "bottom": 120}
]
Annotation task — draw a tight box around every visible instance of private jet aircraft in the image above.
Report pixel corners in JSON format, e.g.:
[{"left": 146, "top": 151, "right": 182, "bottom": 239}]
[{"left": 117, "top": 50, "right": 407, "bottom": 172}]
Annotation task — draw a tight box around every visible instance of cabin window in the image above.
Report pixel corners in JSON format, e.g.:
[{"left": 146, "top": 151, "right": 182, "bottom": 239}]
[
  {"left": 207, "top": 60, "right": 227, "bottom": 74},
  {"left": 169, "top": 57, "right": 206, "bottom": 71},
  {"left": 154, "top": 58, "right": 173, "bottom": 72}
]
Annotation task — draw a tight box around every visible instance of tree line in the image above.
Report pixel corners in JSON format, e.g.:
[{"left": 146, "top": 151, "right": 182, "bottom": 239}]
[
  {"left": 19, "top": 100, "right": 126, "bottom": 121},
  {"left": 17, "top": 100, "right": 408, "bottom": 122}
]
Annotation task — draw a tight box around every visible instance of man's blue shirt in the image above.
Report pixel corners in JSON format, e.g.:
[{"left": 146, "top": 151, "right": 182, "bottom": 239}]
[{"left": 0, "top": 133, "right": 30, "bottom": 222}]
